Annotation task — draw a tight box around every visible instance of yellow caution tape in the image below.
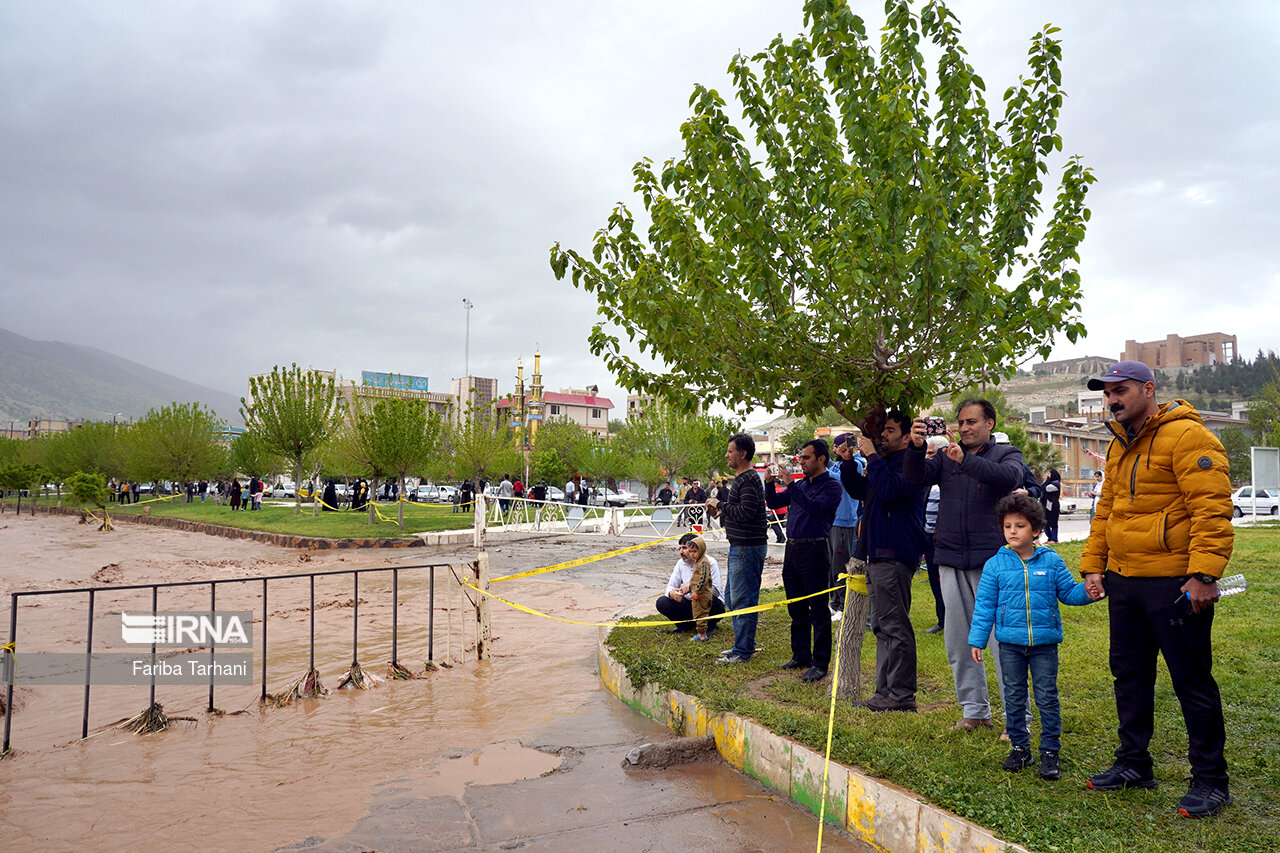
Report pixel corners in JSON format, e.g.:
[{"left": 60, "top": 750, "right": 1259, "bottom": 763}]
[
  {"left": 490, "top": 535, "right": 680, "bottom": 583},
  {"left": 2, "top": 641, "right": 14, "bottom": 653},
  {"left": 461, "top": 580, "right": 841, "bottom": 628},
  {"left": 839, "top": 571, "right": 868, "bottom": 596}
]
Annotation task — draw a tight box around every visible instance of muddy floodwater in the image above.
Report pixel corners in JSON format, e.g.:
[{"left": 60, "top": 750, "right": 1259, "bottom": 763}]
[{"left": 0, "top": 512, "right": 870, "bottom": 851}]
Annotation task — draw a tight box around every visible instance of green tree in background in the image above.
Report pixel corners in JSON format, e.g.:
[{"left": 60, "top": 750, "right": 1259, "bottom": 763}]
[
  {"left": 129, "top": 403, "right": 226, "bottom": 494},
  {"left": 530, "top": 418, "right": 593, "bottom": 488},
  {"left": 344, "top": 396, "right": 443, "bottom": 527},
  {"left": 551, "top": 0, "right": 1092, "bottom": 436},
  {"left": 445, "top": 405, "right": 521, "bottom": 498},
  {"left": 228, "top": 430, "right": 285, "bottom": 483},
  {"left": 1219, "top": 426, "right": 1252, "bottom": 486},
  {"left": 613, "top": 402, "right": 720, "bottom": 493},
  {"left": 65, "top": 470, "right": 112, "bottom": 530},
  {"left": 0, "top": 462, "right": 46, "bottom": 514},
  {"left": 241, "top": 364, "right": 344, "bottom": 515}
]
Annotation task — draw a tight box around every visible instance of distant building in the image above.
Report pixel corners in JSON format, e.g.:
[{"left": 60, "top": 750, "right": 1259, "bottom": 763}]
[
  {"left": 450, "top": 376, "right": 499, "bottom": 421},
  {"left": 1030, "top": 355, "right": 1113, "bottom": 376},
  {"left": 1123, "top": 332, "right": 1237, "bottom": 372},
  {"left": 498, "top": 382, "right": 612, "bottom": 438}
]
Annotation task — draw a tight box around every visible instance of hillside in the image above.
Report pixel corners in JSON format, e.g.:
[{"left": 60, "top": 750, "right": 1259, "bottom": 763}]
[{"left": 0, "top": 327, "right": 243, "bottom": 427}]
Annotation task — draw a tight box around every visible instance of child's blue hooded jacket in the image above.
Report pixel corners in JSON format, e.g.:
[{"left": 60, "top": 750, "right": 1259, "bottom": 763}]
[{"left": 968, "top": 545, "right": 1092, "bottom": 648}]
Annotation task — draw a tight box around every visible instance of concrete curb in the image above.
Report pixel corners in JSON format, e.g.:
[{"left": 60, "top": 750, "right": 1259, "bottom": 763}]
[
  {"left": 596, "top": 631, "right": 1028, "bottom": 853},
  {"left": 0, "top": 500, "right": 475, "bottom": 550}
]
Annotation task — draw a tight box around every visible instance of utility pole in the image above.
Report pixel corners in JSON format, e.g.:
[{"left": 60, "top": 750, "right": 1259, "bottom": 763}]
[{"left": 462, "top": 298, "right": 473, "bottom": 377}]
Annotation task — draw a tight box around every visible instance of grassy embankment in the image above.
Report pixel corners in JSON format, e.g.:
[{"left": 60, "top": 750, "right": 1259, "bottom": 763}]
[
  {"left": 607, "top": 528, "right": 1280, "bottom": 853},
  {"left": 5, "top": 494, "right": 475, "bottom": 537}
]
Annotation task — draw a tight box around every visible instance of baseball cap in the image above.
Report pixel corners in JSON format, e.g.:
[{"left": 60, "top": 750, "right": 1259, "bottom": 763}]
[
  {"left": 1087, "top": 360, "right": 1156, "bottom": 391},
  {"left": 833, "top": 432, "right": 852, "bottom": 446}
]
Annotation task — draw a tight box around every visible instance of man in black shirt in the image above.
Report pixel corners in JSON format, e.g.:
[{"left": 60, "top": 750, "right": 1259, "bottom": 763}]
[{"left": 707, "top": 434, "right": 769, "bottom": 664}]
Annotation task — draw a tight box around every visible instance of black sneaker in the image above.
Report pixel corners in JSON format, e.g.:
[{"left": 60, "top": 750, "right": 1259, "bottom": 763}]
[
  {"left": 1177, "top": 778, "right": 1232, "bottom": 818},
  {"left": 1086, "top": 762, "right": 1157, "bottom": 791},
  {"left": 1003, "top": 745, "right": 1034, "bottom": 772},
  {"left": 1038, "top": 750, "right": 1061, "bottom": 781}
]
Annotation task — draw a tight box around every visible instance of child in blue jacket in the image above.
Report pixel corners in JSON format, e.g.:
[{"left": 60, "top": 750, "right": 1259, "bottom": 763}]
[{"left": 969, "top": 493, "right": 1094, "bottom": 781}]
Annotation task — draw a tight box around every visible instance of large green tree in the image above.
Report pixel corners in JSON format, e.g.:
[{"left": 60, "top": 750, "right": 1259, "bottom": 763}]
[
  {"left": 129, "top": 403, "right": 226, "bottom": 492},
  {"left": 227, "top": 430, "right": 285, "bottom": 482},
  {"left": 550, "top": 0, "right": 1092, "bottom": 435},
  {"left": 241, "top": 364, "right": 344, "bottom": 515},
  {"left": 445, "top": 405, "right": 522, "bottom": 497},
  {"left": 613, "top": 402, "right": 725, "bottom": 494},
  {"left": 530, "top": 417, "right": 593, "bottom": 487}
]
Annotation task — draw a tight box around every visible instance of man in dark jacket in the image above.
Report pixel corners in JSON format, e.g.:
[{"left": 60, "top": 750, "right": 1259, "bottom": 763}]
[
  {"left": 904, "top": 400, "right": 1024, "bottom": 730},
  {"left": 762, "top": 439, "right": 844, "bottom": 682},
  {"left": 706, "top": 434, "right": 769, "bottom": 664},
  {"left": 838, "top": 411, "right": 927, "bottom": 711}
]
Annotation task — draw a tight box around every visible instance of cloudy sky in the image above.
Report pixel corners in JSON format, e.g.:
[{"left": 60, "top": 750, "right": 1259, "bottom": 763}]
[{"left": 3, "top": 1, "right": 1278, "bottom": 425}]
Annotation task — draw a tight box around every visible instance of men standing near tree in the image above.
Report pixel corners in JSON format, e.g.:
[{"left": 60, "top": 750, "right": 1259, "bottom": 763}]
[
  {"left": 827, "top": 433, "right": 864, "bottom": 616},
  {"left": 1078, "top": 361, "right": 1234, "bottom": 818},
  {"left": 706, "top": 433, "right": 768, "bottom": 665},
  {"left": 761, "top": 439, "right": 843, "bottom": 682},
  {"left": 904, "top": 400, "right": 1024, "bottom": 730},
  {"left": 837, "top": 412, "right": 926, "bottom": 711}
]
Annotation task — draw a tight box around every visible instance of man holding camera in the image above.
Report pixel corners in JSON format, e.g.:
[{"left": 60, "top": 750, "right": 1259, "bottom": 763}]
[
  {"left": 837, "top": 411, "right": 926, "bottom": 711},
  {"left": 904, "top": 400, "right": 1024, "bottom": 731}
]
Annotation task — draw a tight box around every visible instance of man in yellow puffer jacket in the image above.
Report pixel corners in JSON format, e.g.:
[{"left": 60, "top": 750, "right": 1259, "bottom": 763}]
[{"left": 1079, "top": 361, "right": 1234, "bottom": 818}]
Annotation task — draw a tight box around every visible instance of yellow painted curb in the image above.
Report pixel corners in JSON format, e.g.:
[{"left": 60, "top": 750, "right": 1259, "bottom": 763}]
[{"left": 596, "top": 631, "right": 1028, "bottom": 853}]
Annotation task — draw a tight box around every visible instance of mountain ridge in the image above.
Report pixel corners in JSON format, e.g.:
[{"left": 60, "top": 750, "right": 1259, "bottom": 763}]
[{"left": 0, "top": 327, "right": 244, "bottom": 427}]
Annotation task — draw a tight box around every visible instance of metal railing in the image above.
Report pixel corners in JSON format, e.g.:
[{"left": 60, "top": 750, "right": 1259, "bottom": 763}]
[{"left": 2, "top": 561, "right": 465, "bottom": 753}]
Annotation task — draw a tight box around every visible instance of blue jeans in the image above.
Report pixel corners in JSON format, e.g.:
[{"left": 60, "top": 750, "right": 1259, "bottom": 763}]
[
  {"left": 998, "top": 642, "right": 1061, "bottom": 751},
  {"left": 727, "top": 544, "right": 767, "bottom": 659}
]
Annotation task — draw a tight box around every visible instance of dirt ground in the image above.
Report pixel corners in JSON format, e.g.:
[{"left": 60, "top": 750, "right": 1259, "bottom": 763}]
[{"left": 0, "top": 513, "right": 867, "bottom": 852}]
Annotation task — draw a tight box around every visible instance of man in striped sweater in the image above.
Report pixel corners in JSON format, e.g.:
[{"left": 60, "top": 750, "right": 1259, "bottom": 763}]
[{"left": 706, "top": 433, "right": 769, "bottom": 665}]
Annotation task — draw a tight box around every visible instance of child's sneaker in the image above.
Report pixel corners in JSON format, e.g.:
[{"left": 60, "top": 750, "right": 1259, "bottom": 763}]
[
  {"left": 690, "top": 634, "right": 710, "bottom": 643},
  {"left": 1038, "top": 750, "right": 1061, "bottom": 781},
  {"left": 1003, "top": 745, "right": 1034, "bottom": 772}
]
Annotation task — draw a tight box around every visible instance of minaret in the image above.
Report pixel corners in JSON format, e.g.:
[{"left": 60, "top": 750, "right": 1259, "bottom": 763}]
[
  {"left": 514, "top": 357, "right": 526, "bottom": 448},
  {"left": 529, "top": 346, "right": 544, "bottom": 443}
]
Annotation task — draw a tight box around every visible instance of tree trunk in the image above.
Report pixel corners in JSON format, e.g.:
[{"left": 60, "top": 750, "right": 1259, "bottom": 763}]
[
  {"left": 834, "top": 575, "right": 870, "bottom": 701},
  {"left": 294, "top": 454, "right": 304, "bottom": 515},
  {"left": 397, "top": 476, "right": 405, "bottom": 529}
]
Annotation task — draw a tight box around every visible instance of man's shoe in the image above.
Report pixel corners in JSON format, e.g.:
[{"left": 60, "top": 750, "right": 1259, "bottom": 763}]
[
  {"left": 951, "top": 717, "right": 994, "bottom": 732},
  {"left": 715, "top": 653, "right": 750, "bottom": 665},
  {"left": 1177, "top": 778, "right": 1232, "bottom": 818},
  {"left": 1038, "top": 750, "right": 1061, "bottom": 781},
  {"left": 1003, "top": 745, "right": 1034, "bottom": 772},
  {"left": 1086, "top": 762, "right": 1157, "bottom": 791},
  {"left": 799, "top": 666, "right": 827, "bottom": 682},
  {"left": 779, "top": 658, "right": 808, "bottom": 670},
  {"left": 925, "top": 623, "right": 943, "bottom": 634},
  {"left": 830, "top": 609, "right": 842, "bottom": 622},
  {"left": 854, "top": 696, "right": 917, "bottom": 713}
]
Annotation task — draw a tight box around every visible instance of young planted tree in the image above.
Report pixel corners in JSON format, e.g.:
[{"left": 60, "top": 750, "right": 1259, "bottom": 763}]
[
  {"left": 550, "top": 0, "right": 1093, "bottom": 436},
  {"left": 445, "top": 404, "right": 521, "bottom": 499},
  {"left": 0, "top": 463, "right": 45, "bottom": 514},
  {"left": 613, "top": 402, "right": 719, "bottom": 494},
  {"left": 65, "top": 471, "right": 112, "bottom": 530},
  {"left": 129, "top": 403, "right": 227, "bottom": 494},
  {"left": 345, "top": 396, "right": 444, "bottom": 527},
  {"left": 529, "top": 417, "right": 592, "bottom": 488},
  {"left": 228, "top": 430, "right": 285, "bottom": 482},
  {"left": 240, "top": 365, "right": 344, "bottom": 515}
]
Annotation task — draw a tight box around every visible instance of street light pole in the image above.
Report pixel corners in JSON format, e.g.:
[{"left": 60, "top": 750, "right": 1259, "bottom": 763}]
[{"left": 462, "top": 298, "right": 473, "bottom": 377}]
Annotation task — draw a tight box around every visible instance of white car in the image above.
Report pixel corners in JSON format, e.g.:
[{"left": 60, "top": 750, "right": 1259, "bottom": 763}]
[
  {"left": 415, "top": 485, "right": 439, "bottom": 502},
  {"left": 1231, "top": 486, "right": 1279, "bottom": 517},
  {"left": 271, "top": 483, "right": 296, "bottom": 498},
  {"left": 592, "top": 487, "right": 639, "bottom": 507},
  {"left": 437, "top": 485, "right": 458, "bottom": 503}
]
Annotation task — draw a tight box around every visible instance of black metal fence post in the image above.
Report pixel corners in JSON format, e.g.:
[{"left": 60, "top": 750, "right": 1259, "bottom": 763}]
[
  {"left": 208, "top": 582, "right": 216, "bottom": 712},
  {"left": 82, "top": 590, "right": 95, "bottom": 739},
  {"left": 352, "top": 573, "right": 359, "bottom": 665},
  {"left": 428, "top": 567, "right": 435, "bottom": 663},
  {"left": 149, "top": 586, "right": 157, "bottom": 708},
  {"left": 260, "top": 578, "right": 268, "bottom": 701},
  {"left": 4, "top": 593, "right": 18, "bottom": 753},
  {"left": 391, "top": 569, "right": 399, "bottom": 664},
  {"left": 308, "top": 575, "right": 315, "bottom": 672}
]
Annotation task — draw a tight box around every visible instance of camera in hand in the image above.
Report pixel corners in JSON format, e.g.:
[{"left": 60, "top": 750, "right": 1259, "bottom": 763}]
[{"left": 924, "top": 416, "right": 947, "bottom": 436}]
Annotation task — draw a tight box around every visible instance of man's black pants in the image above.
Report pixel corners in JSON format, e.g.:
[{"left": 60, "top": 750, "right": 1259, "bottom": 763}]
[
  {"left": 1106, "top": 571, "right": 1228, "bottom": 786},
  {"left": 655, "top": 595, "right": 726, "bottom": 632},
  {"left": 782, "top": 539, "right": 832, "bottom": 670}
]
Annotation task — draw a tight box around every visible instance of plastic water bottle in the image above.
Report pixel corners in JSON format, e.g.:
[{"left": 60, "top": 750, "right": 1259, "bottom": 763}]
[
  {"left": 1175, "top": 574, "right": 1246, "bottom": 616},
  {"left": 1216, "top": 574, "right": 1248, "bottom": 598}
]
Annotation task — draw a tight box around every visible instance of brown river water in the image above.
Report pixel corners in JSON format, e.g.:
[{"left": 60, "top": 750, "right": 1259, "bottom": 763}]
[{"left": 0, "top": 511, "right": 870, "bottom": 852}]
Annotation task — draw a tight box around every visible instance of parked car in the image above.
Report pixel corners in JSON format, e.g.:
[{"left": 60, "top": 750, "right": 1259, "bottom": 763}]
[
  {"left": 271, "top": 483, "right": 296, "bottom": 498},
  {"left": 1231, "top": 485, "right": 1280, "bottom": 517},
  {"left": 436, "top": 485, "right": 458, "bottom": 503},
  {"left": 415, "top": 485, "right": 439, "bottom": 502},
  {"left": 546, "top": 486, "right": 564, "bottom": 502},
  {"left": 334, "top": 483, "right": 352, "bottom": 501},
  {"left": 591, "top": 487, "right": 639, "bottom": 507}
]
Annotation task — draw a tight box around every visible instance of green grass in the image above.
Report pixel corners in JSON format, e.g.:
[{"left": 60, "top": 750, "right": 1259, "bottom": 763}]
[
  {"left": 9, "top": 494, "right": 474, "bottom": 538},
  {"left": 607, "top": 528, "right": 1280, "bottom": 853}
]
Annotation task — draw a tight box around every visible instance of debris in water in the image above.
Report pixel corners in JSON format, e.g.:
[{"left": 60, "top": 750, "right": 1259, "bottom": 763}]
[
  {"left": 263, "top": 668, "right": 326, "bottom": 706},
  {"left": 337, "top": 661, "right": 380, "bottom": 690}
]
